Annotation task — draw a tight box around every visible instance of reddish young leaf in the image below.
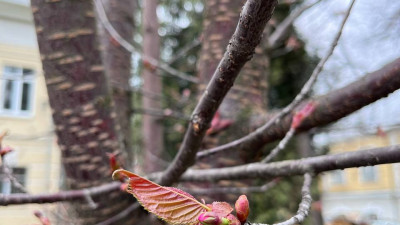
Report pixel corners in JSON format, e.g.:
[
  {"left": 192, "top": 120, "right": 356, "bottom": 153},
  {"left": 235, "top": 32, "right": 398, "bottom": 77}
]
[
  {"left": 209, "top": 202, "right": 233, "bottom": 217},
  {"left": 291, "top": 102, "right": 316, "bottom": 129},
  {"left": 0, "top": 130, "right": 8, "bottom": 145},
  {"left": 106, "top": 153, "right": 121, "bottom": 172},
  {"left": 143, "top": 59, "right": 157, "bottom": 72},
  {"left": 206, "top": 111, "right": 233, "bottom": 135},
  {"left": 376, "top": 126, "right": 386, "bottom": 137},
  {"left": 33, "top": 210, "right": 51, "bottom": 225},
  {"left": 226, "top": 214, "right": 240, "bottom": 225},
  {"left": 0, "top": 146, "right": 13, "bottom": 158},
  {"left": 113, "top": 169, "right": 211, "bottom": 224}
]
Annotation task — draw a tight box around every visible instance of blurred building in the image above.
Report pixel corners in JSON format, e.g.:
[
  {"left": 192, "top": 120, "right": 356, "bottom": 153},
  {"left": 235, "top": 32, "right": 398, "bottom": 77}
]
[
  {"left": 320, "top": 128, "right": 400, "bottom": 225},
  {"left": 0, "top": 0, "right": 61, "bottom": 223}
]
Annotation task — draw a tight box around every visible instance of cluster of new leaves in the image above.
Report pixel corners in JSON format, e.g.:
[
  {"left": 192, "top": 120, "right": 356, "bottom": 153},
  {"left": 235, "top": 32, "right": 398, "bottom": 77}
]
[{"left": 113, "top": 169, "right": 249, "bottom": 225}]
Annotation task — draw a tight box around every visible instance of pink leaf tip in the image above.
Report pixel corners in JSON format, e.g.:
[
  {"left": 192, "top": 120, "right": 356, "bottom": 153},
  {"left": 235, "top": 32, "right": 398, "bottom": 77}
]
[{"left": 291, "top": 102, "right": 316, "bottom": 129}]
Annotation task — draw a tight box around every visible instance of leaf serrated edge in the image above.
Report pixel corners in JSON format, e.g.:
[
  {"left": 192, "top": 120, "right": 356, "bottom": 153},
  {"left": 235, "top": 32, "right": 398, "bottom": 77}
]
[{"left": 113, "top": 169, "right": 211, "bottom": 224}]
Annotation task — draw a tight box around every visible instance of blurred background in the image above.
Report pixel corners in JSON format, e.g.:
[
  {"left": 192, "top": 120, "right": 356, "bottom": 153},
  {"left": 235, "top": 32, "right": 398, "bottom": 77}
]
[{"left": 0, "top": 0, "right": 399, "bottom": 224}]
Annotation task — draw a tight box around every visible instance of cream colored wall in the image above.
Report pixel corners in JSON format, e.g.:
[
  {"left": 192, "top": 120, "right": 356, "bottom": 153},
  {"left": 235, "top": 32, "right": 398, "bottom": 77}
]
[
  {"left": 323, "top": 133, "right": 395, "bottom": 192},
  {"left": 0, "top": 11, "right": 62, "bottom": 224},
  {"left": 0, "top": 44, "right": 62, "bottom": 225}
]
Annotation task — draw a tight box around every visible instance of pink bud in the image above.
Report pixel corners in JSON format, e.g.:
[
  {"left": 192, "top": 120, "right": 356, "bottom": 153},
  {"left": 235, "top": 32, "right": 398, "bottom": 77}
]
[
  {"left": 198, "top": 212, "right": 222, "bottom": 225},
  {"left": 291, "top": 102, "right": 316, "bottom": 129},
  {"left": 235, "top": 195, "right": 249, "bottom": 223},
  {"left": 0, "top": 146, "right": 13, "bottom": 157}
]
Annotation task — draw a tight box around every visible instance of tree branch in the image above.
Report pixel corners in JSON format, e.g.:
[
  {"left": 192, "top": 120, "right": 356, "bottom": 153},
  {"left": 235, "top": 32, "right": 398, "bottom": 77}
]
[
  {"left": 95, "top": 202, "right": 140, "bottom": 225},
  {"left": 247, "top": 173, "right": 312, "bottom": 225},
  {"left": 132, "top": 108, "right": 190, "bottom": 121},
  {"left": 181, "top": 145, "right": 400, "bottom": 182},
  {"left": 260, "top": 0, "right": 356, "bottom": 163},
  {"left": 196, "top": 57, "right": 400, "bottom": 159},
  {"left": 167, "top": 38, "right": 201, "bottom": 64},
  {"left": 182, "top": 178, "right": 280, "bottom": 195},
  {"left": 261, "top": 128, "right": 295, "bottom": 163},
  {"left": 268, "top": 0, "right": 322, "bottom": 49},
  {"left": 94, "top": 0, "right": 199, "bottom": 83},
  {"left": 1, "top": 164, "right": 28, "bottom": 193},
  {"left": 159, "top": 0, "right": 278, "bottom": 186},
  {"left": 0, "top": 182, "right": 120, "bottom": 206}
]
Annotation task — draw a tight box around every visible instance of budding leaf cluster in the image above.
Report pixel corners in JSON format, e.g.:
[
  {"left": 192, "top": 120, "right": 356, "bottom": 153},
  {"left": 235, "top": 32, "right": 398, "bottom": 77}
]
[{"left": 113, "top": 169, "right": 250, "bottom": 225}]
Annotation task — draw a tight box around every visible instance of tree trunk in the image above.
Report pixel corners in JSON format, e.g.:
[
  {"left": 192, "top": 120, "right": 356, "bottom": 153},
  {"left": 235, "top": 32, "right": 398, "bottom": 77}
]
[
  {"left": 31, "top": 1, "right": 134, "bottom": 224},
  {"left": 196, "top": 0, "right": 270, "bottom": 203},
  {"left": 142, "top": 0, "right": 164, "bottom": 173},
  {"left": 98, "top": 0, "right": 135, "bottom": 167}
]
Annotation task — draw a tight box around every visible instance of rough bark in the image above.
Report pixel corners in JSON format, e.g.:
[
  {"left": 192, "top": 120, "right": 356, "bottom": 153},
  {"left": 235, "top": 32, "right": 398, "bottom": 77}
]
[
  {"left": 159, "top": 0, "right": 278, "bottom": 186},
  {"left": 142, "top": 0, "right": 164, "bottom": 173},
  {"left": 98, "top": 0, "right": 135, "bottom": 166},
  {"left": 196, "top": 0, "right": 270, "bottom": 202},
  {"left": 31, "top": 1, "right": 134, "bottom": 224}
]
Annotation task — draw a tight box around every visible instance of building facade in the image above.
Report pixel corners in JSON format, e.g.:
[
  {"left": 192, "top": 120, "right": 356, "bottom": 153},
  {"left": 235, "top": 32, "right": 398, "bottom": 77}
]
[
  {"left": 321, "top": 129, "right": 400, "bottom": 225},
  {"left": 0, "top": 0, "right": 61, "bottom": 223}
]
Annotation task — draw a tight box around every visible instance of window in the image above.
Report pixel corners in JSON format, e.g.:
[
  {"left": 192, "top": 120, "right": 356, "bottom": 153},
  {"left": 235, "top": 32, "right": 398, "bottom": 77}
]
[
  {"left": 330, "top": 169, "right": 346, "bottom": 185},
  {"left": 0, "top": 65, "right": 35, "bottom": 117},
  {"left": 360, "top": 166, "right": 377, "bottom": 183},
  {"left": 0, "top": 167, "right": 26, "bottom": 194}
]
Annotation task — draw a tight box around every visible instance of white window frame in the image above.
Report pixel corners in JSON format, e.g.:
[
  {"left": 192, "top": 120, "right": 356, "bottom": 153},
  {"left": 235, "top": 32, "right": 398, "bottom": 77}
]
[
  {"left": 330, "top": 169, "right": 346, "bottom": 185},
  {"left": 0, "top": 65, "right": 35, "bottom": 118},
  {"left": 359, "top": 166, "right": 378, "bottom": 183},
  {"left": 0, "top": 167, "right": 26, "bottom": 194}
]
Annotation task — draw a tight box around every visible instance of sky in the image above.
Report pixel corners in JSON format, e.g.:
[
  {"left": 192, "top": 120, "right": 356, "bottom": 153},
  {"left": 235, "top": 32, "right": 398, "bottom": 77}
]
[{"left": 294, "top": 0, "right": 400, "bottom": 146}]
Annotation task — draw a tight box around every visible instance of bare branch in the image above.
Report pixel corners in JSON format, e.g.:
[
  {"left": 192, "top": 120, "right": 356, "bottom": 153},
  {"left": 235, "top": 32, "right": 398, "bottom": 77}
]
[
  {"left": 159, "top": 0, "right": 278, "bottom": 186},
  {"left": 247, "top": 174, "right": 312, "bottom": 225},
  {"left": 182, "top": 178, "right": 280, "bottom": 195},
  {"left": 261, "top": 128, "right": 296, "bottom": 163},
  {"left": 94, "top": 0, "right": 199, "bottom": 83},
  {"left": 167, "top": 38, "right": 201, "bottom": 64},
  {"left": 196, "top": 56, "right": 400, "bottom": 160},
  {"left": 0, "top": 182, "right": 120, "bottom": 206},
  {"left": 132, "top": 108, "right": 190, "bottom": 121},
  {"left": 260, "top": 0, "right": 356, "bottom": 163},
  {"left": 1, "top": 165, "right": 28, "bottom": 193},
  {"left": 268, "top": 0, "right": 322, "bottom": 48},
  {"left": 181, "top": 145, "right": 400, "bottom": 182},
  {"left": 95, "top": 202, "right": 140, "bottom": 225}
]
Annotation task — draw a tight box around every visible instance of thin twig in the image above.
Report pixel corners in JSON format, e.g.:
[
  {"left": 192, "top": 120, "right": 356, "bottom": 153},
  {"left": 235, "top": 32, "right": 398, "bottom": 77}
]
[
  {"left": 95, "top": 202, "right": 140, "bottom": 225},
  {"left": 268, "top": 0, "right": 322, "bottom": 48},
  {"left": 197, "top": 0, "right": 359, "bottom": 160},
  {"left": 158, "top": 0, "right": 278, "bottom": 186},
  {"left": 182, "top": 178, "right": 280, "bottom": 195},
  {"left": 247, "top": 173, "right": 312, "bottom": 225},
  {"left": 261, "top": 128, "right": 296, "bottom": 163},
  {"left": 196, "top": 57, "right": 400, "bottom": 160},
  {"left": 167, "top": 38, "right": 201, "bottom": 64},
  {"left": 179, "top": 144, "right": 400, "bottom": 182},
  {"left": 1, "top": 164, "right": 28, "bottom": 193},
  {"left": 0, "top": 182, "right": 120, "bottom": 206},
  {"left": 94, "top": 0, "right": 198, "bottom": 83},
  {"left": 132, "top": 107, "right": 190, "bottom": 121}
]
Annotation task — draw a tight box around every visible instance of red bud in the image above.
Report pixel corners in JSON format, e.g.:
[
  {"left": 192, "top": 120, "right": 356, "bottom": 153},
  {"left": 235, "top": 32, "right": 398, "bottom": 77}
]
[
  {"left": 0, "top": 146, "right": 13, "bottom": 157},
  {"left": 291, "top": 102, "right": 316, "bottom": 129},
  {"left": 235, "top": 195, "right": 249, "bottom": 223}
]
